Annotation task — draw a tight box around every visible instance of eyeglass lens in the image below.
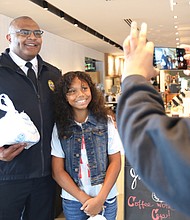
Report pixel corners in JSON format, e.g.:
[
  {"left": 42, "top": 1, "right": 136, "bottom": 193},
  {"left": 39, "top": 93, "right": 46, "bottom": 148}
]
[{"left": 17, "top": 29, "right": 43, "bottom": 38}]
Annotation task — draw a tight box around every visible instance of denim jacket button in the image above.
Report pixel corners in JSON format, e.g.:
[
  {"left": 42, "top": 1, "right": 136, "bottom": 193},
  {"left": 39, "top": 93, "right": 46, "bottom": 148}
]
[
  {"left": 75, "top": 168, "right": 79, "bottom": 172},
  {"left": 76, "top": 153, "right": 80, "bottom": 157}
]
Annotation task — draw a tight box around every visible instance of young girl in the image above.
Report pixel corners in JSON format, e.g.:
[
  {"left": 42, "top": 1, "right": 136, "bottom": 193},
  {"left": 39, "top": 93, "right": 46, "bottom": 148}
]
[{"left": 51, "top": 71, "right": 122, "bottom": 220}]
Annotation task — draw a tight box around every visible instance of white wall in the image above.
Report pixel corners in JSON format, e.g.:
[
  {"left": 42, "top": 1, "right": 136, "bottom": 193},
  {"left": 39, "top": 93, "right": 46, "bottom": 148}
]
[{"left": 0, "top": 14, "right": 105, "bottom": 75}]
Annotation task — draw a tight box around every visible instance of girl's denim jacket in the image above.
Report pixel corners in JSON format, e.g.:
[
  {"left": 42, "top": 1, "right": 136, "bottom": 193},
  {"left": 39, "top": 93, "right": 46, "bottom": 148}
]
[{"left": 59, "top": 113, "right": 108, "bottom": 186}]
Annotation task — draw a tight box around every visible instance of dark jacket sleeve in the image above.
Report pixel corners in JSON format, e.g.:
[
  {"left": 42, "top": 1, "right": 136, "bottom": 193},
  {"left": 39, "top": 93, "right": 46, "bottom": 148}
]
[{"left": 116, "top": 75, "right": 190, "bottom": 216}]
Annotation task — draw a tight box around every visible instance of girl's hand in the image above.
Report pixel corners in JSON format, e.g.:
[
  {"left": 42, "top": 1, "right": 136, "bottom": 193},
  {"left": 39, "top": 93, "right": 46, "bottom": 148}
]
[{"left": 80, "top": 197, "right": 104, "bottom": 217}]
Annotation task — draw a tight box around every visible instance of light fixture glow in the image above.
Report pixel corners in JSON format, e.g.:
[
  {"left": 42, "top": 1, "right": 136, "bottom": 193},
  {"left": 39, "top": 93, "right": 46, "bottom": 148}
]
[
  {"left": 169, "top": 0, "right": 174, "bottom": 11},
  {"left": 43, "top": 1, "right": 48, "bottom": 10},
  {"left": 60, "top": 11, "right": 65, "bottom": 19},
  {"left": 74, "top": 20, "right": 78, "bottom": 27}
]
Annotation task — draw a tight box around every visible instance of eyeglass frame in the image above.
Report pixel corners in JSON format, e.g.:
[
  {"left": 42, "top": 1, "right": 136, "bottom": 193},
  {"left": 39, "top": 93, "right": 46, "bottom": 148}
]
[{"left": 10, "top": 29, "right": 44, "bottom": 38}]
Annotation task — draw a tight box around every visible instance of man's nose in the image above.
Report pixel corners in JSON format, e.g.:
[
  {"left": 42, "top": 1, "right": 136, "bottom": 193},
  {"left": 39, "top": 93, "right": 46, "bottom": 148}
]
[{"left": 27, "top": 31, "right": 37, "bottom": 39}]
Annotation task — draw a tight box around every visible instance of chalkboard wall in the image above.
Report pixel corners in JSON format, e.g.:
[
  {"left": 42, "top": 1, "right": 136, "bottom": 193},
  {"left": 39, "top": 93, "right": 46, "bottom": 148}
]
[{"left": 124, "top": 160, "right": 190, "bottom": 220}]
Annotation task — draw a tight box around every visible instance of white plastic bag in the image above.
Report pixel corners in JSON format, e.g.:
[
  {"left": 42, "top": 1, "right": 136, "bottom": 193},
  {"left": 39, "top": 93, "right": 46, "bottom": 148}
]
[
  {"left": 87, "top": 214, "right": 107, "bottom": 220},
  {"left": 0, "top": 93, "right": 40, "bottom": 149}
]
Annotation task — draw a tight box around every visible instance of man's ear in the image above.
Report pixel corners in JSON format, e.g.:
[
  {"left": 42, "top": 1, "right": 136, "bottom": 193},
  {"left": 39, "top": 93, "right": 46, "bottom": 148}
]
[{"left": 6, "top": 34, "right": 11, "bottom": 43}]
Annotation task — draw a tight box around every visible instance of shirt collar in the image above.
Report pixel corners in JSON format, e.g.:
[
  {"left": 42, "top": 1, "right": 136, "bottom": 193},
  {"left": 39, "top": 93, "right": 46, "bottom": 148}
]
[
  {"left": 9, "top": 50, "right": 38, "bottom": 73},
  {"left": 74, "top": 116, "right": 88, "bottom": 126}
]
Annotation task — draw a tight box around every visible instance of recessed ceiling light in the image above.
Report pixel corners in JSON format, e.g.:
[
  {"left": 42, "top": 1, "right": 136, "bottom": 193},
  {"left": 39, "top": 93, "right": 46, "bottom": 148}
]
[
  {"left": 43, "top": 1, "right": 48, "bottom": 10},
  {"left": 73, "top": 20, "right": 78, "bottom": 27},
  {"left": 174, "top": 25, "right": 178, "bottom": 28},
  {"left": 60, "top": 11, "right": 65, "bottom": 19},
  {"left": 174, "top": 15, "right": 178, "bottom": 19},
  {"left": 176, "top": 38, "right": 179, "bottom": 41}
]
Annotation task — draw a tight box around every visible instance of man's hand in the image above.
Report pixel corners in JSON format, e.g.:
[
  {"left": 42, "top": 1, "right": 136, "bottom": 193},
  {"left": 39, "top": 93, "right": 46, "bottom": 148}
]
[
  {"left": 122, "top": 21, "right": 159, "bottom": 81},
  {"left": 0, "top": 143, "right": 26, "bottom": 161},
  {"left": 184, "top": 54, "right": 190, "bottom": 60},
  {"left": 183, "top": 51, "right": 190, "bottom": 76}
]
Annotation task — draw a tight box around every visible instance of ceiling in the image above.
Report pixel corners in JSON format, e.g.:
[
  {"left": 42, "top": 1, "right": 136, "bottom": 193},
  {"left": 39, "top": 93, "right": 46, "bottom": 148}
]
[{"left": 0, "top": 0, "right": 190, "bottom": 56}]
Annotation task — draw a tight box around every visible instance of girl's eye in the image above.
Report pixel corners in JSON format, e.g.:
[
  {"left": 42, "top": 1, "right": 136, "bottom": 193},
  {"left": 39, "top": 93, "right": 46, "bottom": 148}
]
[
  {"left": 67, "top": 89, "right": 76, "bottom": 94},
  {"left": 82, "top": 86, "right": 88, "bottom": 91}
]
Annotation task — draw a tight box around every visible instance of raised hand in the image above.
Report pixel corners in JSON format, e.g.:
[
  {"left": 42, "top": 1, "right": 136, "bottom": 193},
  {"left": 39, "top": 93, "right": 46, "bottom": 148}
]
[{"left": 122, "top": 21, "right": 159, "bottom": 81}]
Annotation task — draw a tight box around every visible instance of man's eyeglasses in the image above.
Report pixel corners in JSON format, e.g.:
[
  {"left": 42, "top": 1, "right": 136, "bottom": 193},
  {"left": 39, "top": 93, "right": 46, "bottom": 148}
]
[{"left": 11, "top": 29, "right": 44, "bottom": 38}]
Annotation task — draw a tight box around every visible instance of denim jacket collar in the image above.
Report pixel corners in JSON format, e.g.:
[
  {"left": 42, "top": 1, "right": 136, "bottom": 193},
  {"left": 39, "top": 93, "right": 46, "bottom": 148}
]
[{"left": 68, "top": 111, "right": 98, "bottom": 128}]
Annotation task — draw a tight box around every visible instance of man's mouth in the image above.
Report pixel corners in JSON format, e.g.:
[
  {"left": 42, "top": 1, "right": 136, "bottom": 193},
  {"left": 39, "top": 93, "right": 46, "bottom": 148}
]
[{"left": 25, "top": 43, "right": 38, "bottom": 47}]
